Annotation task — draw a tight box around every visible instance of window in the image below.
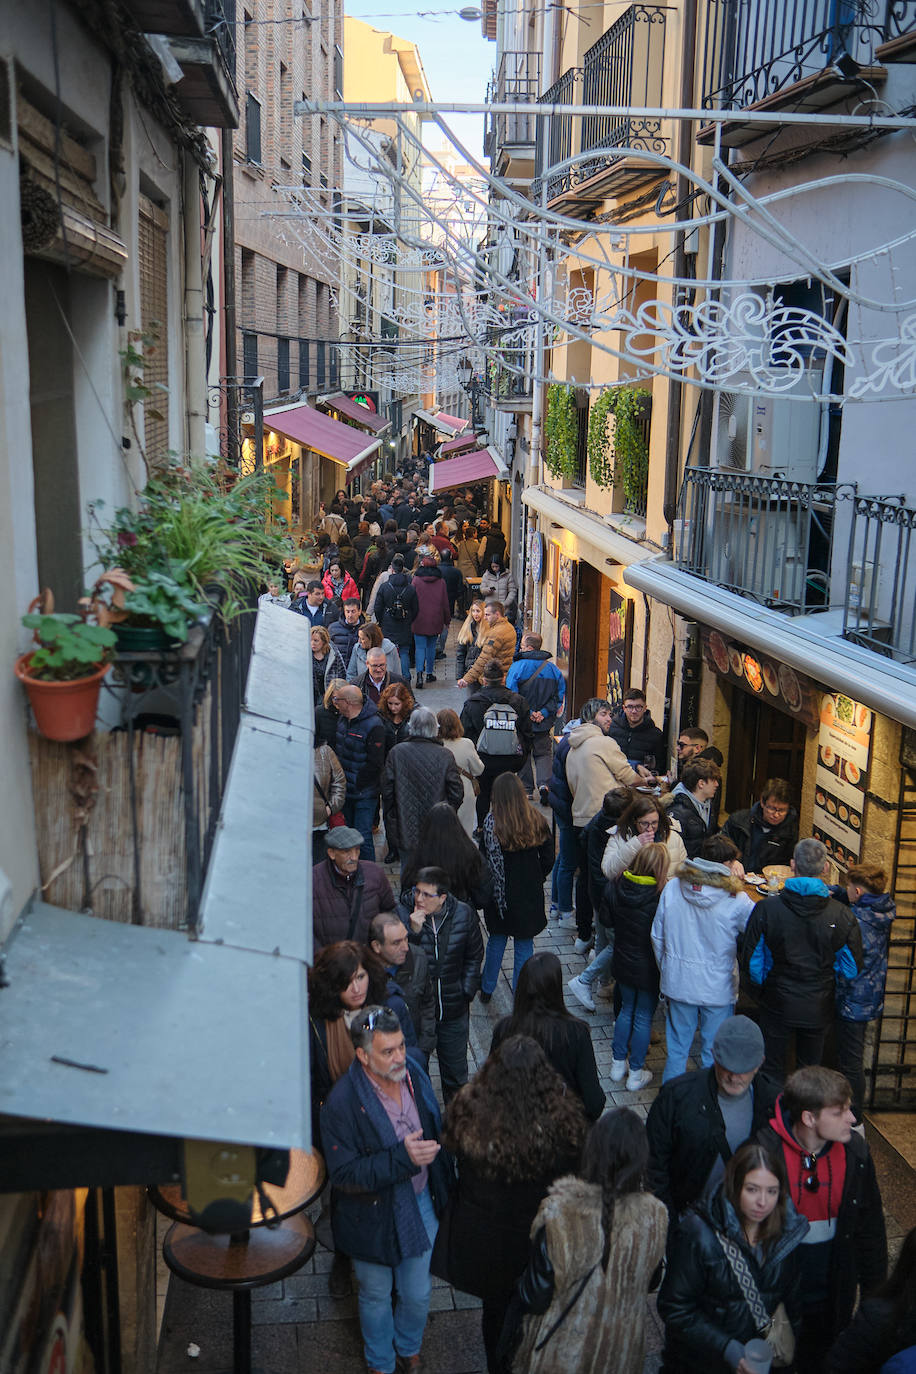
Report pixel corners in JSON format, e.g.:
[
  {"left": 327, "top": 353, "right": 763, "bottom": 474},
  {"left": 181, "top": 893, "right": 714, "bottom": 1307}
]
[
  {"left": 302, "top": 149, "right": 311, "bottom": 184},
  {"left": 243, "top": 332, "right": 258, "bottom": 381},
  {"left": 138, "top": 193, "right": 169, "bottom": 463},
  {"left": 316, "top": 339, "right": 326, "bottom": 389},
  {"left": 246, "top": 93, "right": 262, "bottom": 164},
  {"left": 298, "top": 338, "right": 310, "bottom": 390},
  {"left": 333, "top": 44, "right": 343, "bottom": 100},
  {"left": 278, "top": 337, "right": 290, "bottom": 393}
]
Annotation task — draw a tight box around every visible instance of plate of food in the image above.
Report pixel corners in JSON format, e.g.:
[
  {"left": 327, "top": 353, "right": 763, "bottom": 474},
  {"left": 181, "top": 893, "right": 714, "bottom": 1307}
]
[
  {"left": 728, "top": 646, "right": 744, "bottom": 677},
  {"left": 778, "top": 663, "right": 802, "bottom": 713},
  {"left": 762, "top": 661, "right": 779, "bottom": 695},
  {"left": 744, "top": 872, "right": 764, "bottom": 886},
  {"left": 844, "top": 760, "right": 861, "bottom": 785},
  {"left": 835, "top": 694, "right": 855, "bottom": 726},
  {"left": 763, "top": 864, "right": 792, "bottom": 885},
  {"left": 744, "top": 654, "right": 764, "bottom": 693},
  {"left": 820, "top": 743, "right": 836, "bottom": 769},
  {"left": 709, "top": 630, "right": 730, "bottom": 674}
]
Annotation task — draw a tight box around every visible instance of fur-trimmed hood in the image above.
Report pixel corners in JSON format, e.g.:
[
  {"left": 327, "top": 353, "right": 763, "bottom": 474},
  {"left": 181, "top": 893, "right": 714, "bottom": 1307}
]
[{"left": 678, "top": 857, "right": 744, "bottom": 898}]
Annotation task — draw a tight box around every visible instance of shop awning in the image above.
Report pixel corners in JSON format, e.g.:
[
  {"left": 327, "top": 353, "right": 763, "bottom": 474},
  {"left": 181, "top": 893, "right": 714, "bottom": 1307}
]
[
  {"left": 623, "top": 556, "right": 916, "bottom": 730},
  {"left": 413, "top": 408, "right": 469, "bottom": 435},
  {"left": 522, "top": 485, "right": 658, "bottom": 570},
  {"left": 429, "top": 447, "right": 509, "bottom": 493},
  {"left": 439, "top": 432, "right": 479, "bottom": 456},
  {"left": 265, "top": 402, "right": 382, "bottom": 471},
  {"left": 0, "top": 606, "right": 313, "bottom": 1177},
  {"left": 317, "top": 392, "right": 391, "bottom": 436}
]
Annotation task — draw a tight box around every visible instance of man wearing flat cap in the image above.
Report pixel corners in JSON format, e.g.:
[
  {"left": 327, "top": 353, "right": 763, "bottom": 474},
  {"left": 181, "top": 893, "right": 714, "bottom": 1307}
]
[
  {"left": 312, "top": 827, "right": 397, "bottom": 953},
  {"left": 646, "top": 1015, "right": 776, "bottom": 1222}
]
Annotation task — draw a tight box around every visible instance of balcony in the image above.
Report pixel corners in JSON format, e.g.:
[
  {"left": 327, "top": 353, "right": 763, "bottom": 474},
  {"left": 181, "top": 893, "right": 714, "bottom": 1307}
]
[
  {"left": 531, "top": 6, "right": 670, "bottom": 211},
  {"left": 484, "top": 348, "right": 533, "bottom": 412},
  {"left": 674, "top": 469, "right": 916, "bottom": 664},
  {"left": 485, "top": 51, "right": 541, "bottom": 173},
  {"left": 170, "top": 0, "right": 240, "bottom": 129},
  {"left": 698, "top": 0, "right": 895, "bottom": 147}
]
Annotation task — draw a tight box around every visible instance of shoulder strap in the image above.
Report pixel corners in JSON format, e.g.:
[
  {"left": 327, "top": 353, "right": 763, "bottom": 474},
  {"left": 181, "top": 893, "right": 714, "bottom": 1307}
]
[
  {"left": 533, "top": 1264, "right": 598, "bottom": 1352},
  {"left": 526, "top": 659, "right": 549, "bottom": 684},
  {"left": 714, "top": 1231, "right": 770, "bottom": 1331}
]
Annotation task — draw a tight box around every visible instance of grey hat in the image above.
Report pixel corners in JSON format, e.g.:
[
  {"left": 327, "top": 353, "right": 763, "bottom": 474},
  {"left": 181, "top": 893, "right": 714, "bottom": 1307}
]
[
  {"left": 324, "top": 827, "right": 364, "bottom": 852},
  {"left": 712, "top": 1016, "right": 765, "bottom": 1073}
]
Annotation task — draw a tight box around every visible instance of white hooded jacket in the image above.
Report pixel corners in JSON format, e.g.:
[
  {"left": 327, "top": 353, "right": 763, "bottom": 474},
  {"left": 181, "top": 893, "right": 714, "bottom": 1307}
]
[{"left": 650, "top": 858, "right": 755, "bottom": 1006}]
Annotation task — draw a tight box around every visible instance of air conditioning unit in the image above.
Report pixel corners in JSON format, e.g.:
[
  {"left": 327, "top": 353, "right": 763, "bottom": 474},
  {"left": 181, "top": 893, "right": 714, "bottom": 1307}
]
[{"left": 711, "top": 370, "right": 825, "bottom": 485}]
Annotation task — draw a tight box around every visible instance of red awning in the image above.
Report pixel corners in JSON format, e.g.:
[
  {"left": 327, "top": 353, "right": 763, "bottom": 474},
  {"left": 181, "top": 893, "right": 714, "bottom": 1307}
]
[
  {"left": 428, "top": 448, "right": 509, "bottom": 494},
  {"left": 265, "top": 403, "right": 382, "bottom": 472},
  {"left": 439, "top": 433, "right": 478, "bottom": 456},
  {"left": 434, "top": 411, "right": 469, "bottom": 435},
  {"left": 318, "top": 393, "right": 391, "bottom": 436}
]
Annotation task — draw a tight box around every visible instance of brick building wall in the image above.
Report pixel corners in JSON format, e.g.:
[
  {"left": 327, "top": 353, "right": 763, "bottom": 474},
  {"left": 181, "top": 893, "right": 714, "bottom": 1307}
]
[{"left": 233, "top": 0, "right": 342, "bottom": 401}]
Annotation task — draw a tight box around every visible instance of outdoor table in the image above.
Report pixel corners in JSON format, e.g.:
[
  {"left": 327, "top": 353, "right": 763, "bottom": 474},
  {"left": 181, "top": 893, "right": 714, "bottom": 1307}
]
[{"left": 156, "top": 1149, "right": 325, "bottom": 1374}]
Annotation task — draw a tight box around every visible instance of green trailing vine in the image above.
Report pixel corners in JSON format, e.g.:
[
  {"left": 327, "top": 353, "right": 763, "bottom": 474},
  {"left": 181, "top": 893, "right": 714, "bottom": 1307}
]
[
  {"left": 544, "top": 383, "right": 579, "bottom": 481},
  {"left": 587, "top": 386, "right": 652, "bottom": 511}
]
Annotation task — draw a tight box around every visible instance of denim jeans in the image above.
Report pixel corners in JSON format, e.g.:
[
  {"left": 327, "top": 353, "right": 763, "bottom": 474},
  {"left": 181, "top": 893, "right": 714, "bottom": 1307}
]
[
  {"left": 351, "top": 1185, "right": 438, "bottom": 1373},
  {"left": 396, "top": 644, "right": 411, "bottom": 679},
  {"left": 551, "top": 817, "right": 578, "bottom": 913},
  {"left": 413, "top": 633, "right": 438, "bottom": 675},
  {"left": 663, "top": 999, "right": 734, "bottom": 1081},
  {"left": 580, "top": 944, "right": 614, "bottom": 988},
  {"left": 343, "top": 794, "right": 377, "bottom": 862},
  {"left": 612, "top": 983, "right": 658, "bottom": 1070},
  {"left": 481, "top": 933, "right": 534, "bottom": 994}
]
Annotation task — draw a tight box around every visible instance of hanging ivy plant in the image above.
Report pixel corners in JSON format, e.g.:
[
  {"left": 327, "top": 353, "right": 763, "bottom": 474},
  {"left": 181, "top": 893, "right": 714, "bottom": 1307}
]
[
  {"left": 587, "top": 386, "right": 652, "bottom": 511},
  {"left": 544, "top": 383, "right": 579, "bottom": 481}
]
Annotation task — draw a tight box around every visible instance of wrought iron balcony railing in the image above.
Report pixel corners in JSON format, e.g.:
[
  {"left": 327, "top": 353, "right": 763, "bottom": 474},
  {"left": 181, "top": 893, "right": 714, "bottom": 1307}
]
[
  {"left": 700, "top": 0, "right": 893, "bottom": 111},
  {"left": 580, "top": 5, "right": 670, "bottom": 171},
  {"left": 532, "top": 67, "right": 582, "bottom": 202},
  {"left": 205, "top": 0, "right": 238, "bottom": 90},
  {"left": 486, "top": 51, "right": 542, "bottom": 159},
  {"left": 675, "top": 468, "right": 916, "bottom": 664}
]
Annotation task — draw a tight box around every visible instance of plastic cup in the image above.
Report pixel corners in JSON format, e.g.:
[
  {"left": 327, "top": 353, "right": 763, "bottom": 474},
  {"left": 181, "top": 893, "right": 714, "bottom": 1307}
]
[{"left": 744, "top": 1338, "right": 773, "bottom": 1374}]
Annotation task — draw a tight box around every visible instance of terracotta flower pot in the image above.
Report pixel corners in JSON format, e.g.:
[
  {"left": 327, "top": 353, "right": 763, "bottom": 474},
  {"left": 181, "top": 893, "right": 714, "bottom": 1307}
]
[{"left": 14, "top": 654, "right": 110, "bottom": 742}]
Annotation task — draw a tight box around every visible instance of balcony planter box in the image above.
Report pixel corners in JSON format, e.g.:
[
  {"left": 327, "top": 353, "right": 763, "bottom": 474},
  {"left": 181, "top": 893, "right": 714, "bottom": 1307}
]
[{"left": 15, "top": 653, "right": 110, "bottom": 742}]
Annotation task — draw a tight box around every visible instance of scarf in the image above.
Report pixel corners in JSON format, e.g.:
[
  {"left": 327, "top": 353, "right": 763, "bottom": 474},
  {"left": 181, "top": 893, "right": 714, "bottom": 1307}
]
[
  {"left": 325, "top": 1016, "right": 355, "bottom": 1085},
  {"left": 483, "top": 812, "right": 507, "bottom": 915}
]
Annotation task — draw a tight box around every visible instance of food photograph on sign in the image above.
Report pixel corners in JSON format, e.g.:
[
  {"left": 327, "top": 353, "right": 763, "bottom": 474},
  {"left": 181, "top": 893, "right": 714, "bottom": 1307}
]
[{"left": 813, "top": 691, "right": 872, "bottom": 868}]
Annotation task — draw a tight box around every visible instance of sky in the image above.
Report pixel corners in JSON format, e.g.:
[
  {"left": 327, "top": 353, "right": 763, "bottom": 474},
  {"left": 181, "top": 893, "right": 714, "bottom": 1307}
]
[{"left": 343, "top": 4, "right": 492, "bottom": 159}]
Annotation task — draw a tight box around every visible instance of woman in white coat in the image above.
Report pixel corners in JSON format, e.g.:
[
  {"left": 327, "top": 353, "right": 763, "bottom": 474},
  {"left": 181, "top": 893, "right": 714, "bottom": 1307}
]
[
  {"left": 601, "top": 793, "right": 687, "bottom": 883},
  {"left": 437, "top": 707, "right": 484, "bottom": 837}
]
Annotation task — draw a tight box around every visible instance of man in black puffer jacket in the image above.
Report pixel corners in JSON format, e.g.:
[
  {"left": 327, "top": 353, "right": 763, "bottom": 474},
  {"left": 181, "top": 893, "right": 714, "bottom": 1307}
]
[
  {"left": 607, "top": 687, "right": 666, "bottom": 771},
  {"left": 720, "top": 778, "right": 798, "bottom": 872},
  {"left": 401, "top": 865, "right": 483, "bottom": 1101},
  {"left": 328, "top": 597, "right": 365, "bottom": 666}
]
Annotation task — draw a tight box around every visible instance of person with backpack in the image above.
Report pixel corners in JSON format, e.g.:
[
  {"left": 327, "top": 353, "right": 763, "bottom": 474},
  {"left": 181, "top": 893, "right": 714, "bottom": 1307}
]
[
  {"left": 460, "top": 659, "right": 533, "bottom": 829},
  {"left": 506, "top": 633, "right": 566, "bottom": 804},
  {"left": 373, "top": 554, "right": 418, "bottom": 681}
]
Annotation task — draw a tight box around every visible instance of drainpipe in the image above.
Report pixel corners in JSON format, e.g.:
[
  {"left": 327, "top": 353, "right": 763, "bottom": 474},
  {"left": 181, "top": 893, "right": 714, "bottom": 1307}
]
[
  {"left": 221, "top": 127, "right": 239, "bottom": 466},
  {"left": 183, "top": 152, "right": 207, "bottom": 459},
  {"left": 662, "top": 0, "right": 697, "bottom": 538}
]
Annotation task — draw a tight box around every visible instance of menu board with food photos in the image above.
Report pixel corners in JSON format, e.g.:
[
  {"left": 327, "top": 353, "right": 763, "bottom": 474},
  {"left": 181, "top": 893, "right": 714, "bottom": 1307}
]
[
  {"left": 701, "top": 629, "right": 820, "bottom": 729},
  {"left": 813, "top": 692, "right": 872, "bottom": 869},
  {"left": 555, "top": 553, "right": 575, "bottom": 676}
]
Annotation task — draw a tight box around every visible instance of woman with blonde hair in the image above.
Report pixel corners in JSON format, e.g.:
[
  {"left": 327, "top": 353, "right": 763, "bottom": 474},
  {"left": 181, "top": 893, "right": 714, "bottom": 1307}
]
[
  {"left": 437, "top": 708, "right": 484, "bottom": 837},
  {"left": 315, "top": 677, "right": 347, "bottom": 748},
  {"left": 479, "top": 772, "right": 553, "bottom": 1001},
  {"left": 310, "top": 626, "right": 347, "bottom": 705},
  {"left": 456, "top": 598, "right": 485, "bottom": 681}
]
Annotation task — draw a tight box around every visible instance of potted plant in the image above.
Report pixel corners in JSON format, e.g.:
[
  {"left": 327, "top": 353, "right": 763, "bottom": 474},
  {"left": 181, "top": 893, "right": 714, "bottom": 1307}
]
[{"left": 15, "top": 605, "right": 117, "bottom": 741}]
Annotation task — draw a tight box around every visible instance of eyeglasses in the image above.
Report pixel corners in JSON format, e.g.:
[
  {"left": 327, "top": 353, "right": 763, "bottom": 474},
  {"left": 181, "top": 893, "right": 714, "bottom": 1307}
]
[
  {"left": 676, "top": 739, "right": 692, "bottom": 750},
  {"left": 362, "top": 1007, "right": 399, "bottom": 1033},
  {"left": 801, "top": 1152, "right": 821, "bottom": 1191},
  {"left": 414, "top": 888, "right": 440, "bottom": 900}
]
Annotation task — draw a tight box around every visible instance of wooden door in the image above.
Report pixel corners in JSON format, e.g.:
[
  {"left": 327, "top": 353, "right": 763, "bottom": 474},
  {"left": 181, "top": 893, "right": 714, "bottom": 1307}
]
[
  {"left": 570, "top": 562, "right": 602, "bottom": 714},
  {"left": 725, "top": 688, "right": 808, "bottom": 814}
]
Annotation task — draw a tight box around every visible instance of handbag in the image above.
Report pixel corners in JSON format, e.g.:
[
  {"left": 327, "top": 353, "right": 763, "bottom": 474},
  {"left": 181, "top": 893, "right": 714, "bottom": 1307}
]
[
  {"left": 315, "top": 774, "right": 345, "bottom": 829},
  {"left": 715, "top": 1231, "right": 796, "bottom": 1368},
  {"left": 457, "top": 763, "right": 481, "bottom": 797}
]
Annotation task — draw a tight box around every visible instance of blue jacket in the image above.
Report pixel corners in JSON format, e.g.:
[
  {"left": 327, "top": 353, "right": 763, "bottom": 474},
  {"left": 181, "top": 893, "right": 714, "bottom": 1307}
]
[
  {"left": 546, "top": 732, "right": 574, "bottom": 822},
  {"left": 506, "top": 651, "right": 566, "bottom": 734},
  {"left": 336, "top": 700, "right": 387, "bottom": 799},
  {"left": 321, "top": 1048, "right": 454, "bottom": 1266},
  {"left": 831, "top": 886, "right": 896, "bottom": 1021}
]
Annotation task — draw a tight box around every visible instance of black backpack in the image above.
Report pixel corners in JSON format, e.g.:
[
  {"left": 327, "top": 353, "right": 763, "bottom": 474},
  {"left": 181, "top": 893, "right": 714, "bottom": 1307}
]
[{"left": 388, "top": 582, "right": 409, "bottom": 622}]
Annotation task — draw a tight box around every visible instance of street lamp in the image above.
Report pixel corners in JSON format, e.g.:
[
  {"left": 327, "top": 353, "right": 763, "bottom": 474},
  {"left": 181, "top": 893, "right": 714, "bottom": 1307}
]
[{"left": 456, "top": 356, "right": 482, "bottom": 430}]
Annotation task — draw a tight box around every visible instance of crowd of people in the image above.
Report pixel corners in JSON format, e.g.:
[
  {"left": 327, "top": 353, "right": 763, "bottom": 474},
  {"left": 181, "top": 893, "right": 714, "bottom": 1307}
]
[{"left": 274, "top": 465, "right": 908, "bottom": 1374}]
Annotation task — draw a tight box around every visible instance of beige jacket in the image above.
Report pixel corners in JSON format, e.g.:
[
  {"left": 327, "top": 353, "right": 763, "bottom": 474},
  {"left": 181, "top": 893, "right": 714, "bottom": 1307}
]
[
  {"left": 565, "top": 723, "right": 640, "bottom": 826},
  {"left": 461, "top": 616, "right": 517, "bottom": 685}
]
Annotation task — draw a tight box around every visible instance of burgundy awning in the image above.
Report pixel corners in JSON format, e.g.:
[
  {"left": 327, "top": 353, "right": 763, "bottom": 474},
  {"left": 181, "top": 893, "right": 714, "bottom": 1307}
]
[
  {"left": 265, "top": 403, "right": 382, "bottom": 472},
  {"left": 428, "top": 448, "right": 509, "bottom": 494},
  {"left": 434, "top": 411, "right": 469, "bottom": 434},
  {"left": 439, "top": 433, "right": 478, "bottom": 456},
  {"left": 318, "top": 393, "right": 391, "bottom": 436}
]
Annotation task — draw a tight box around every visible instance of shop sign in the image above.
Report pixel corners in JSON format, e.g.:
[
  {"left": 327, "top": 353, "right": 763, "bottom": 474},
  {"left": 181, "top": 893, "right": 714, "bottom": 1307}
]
[
  {"left": 607, "top": 590, "right": 631, "bottom": 706},
  {"left": 701, "top": 628, "right": 820, "bottom": 729},
  {"left": 813, "top": 692, "right": 872, "bottom": 868},
  {"left": 528, "top": 531, "right": 545, "bottom": 584},
  {"left": 556, "top": 552, "right": 576, "bottom": 675}
]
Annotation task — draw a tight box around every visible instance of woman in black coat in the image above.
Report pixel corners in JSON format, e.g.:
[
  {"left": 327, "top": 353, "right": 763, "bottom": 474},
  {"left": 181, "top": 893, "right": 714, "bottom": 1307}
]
[
  {"left": 826, "top": 1224, "right": 916, "bottom": 1373},
  {"left": 479, "top": 772, "right": 553, "bottom": 999},
  {"left": 603, "top": 841, "right": 668, "bottom": 1092},
  {"left": 659, "top": 1140, "right": 809, "bottom": 1374},
  {"left": 491, "top": 951, "right": 605, "bottom": 1121},
  {"left": 435, "top": 1035, "right": 587, "bottom": 1373},
  {"left": 374, "top": 555, "right": 419, "bottom": 680},
  {"left": 400, "top": 801, "right": 492, "bottom": 911}
]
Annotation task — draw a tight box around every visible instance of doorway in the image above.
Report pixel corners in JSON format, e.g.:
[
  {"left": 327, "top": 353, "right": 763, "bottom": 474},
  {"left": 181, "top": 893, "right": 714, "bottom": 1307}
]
[
  {"left": 725, "top": 688, "right": 808, "bottom": 814},
  {"left": 569, "top": 561, "right": 603, "bottom": 713}
]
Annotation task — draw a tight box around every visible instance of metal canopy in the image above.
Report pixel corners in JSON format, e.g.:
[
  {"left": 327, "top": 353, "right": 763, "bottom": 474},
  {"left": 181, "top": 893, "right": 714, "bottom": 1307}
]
[{"left": 0, "top": 902, "right": 309, "bottom": 1149}]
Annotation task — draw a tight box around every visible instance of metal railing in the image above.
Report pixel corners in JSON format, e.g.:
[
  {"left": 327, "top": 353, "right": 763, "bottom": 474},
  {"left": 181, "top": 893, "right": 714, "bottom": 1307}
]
[
  {"left": 205, "top": 0, "right": 238, "bottom": 89},
  {"left": 532, "top": 67, "right": 582, "bottom": 202},
  {"left": 486, "top": 51, "right": 542, "bottom": 159},
  {"left": 675, "top": 468, "right": 916, "bottom": 663},
  {"left": 700, "top": 0, "right": 888, "bottom": 110},
  {"left": 580, "top": 5, "right": 670, "bottom": 170},
  {"left": 886, "top": 0, "right": 916, "bottom": 43}
]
